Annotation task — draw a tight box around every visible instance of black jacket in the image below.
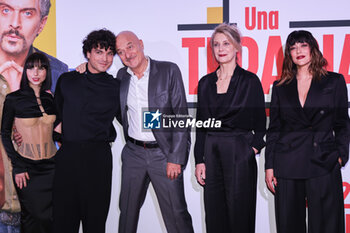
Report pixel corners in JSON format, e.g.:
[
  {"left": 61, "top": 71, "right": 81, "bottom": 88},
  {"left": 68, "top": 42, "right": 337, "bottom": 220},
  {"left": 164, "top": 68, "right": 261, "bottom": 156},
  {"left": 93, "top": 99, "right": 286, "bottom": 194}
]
[
  {"left": 265, "top": 72, "right": 350, "bottom": 179},
  {"left": 194, "top": 65, "right": 266, "bottom": 164}
]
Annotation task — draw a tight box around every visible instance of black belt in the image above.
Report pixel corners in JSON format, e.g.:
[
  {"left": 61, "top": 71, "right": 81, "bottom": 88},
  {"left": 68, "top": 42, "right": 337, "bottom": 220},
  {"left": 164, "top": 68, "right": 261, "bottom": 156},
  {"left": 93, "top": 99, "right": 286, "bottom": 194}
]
[{"left": 127, "top": 136, "right": 159, "bottom": 148}]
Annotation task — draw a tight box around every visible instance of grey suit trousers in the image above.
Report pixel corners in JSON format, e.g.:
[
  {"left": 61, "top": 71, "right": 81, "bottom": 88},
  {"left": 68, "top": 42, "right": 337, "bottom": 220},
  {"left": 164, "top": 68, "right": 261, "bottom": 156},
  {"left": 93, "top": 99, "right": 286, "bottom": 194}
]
[{"left": 118, "top": 141, "right": 194, "bottom": 233}]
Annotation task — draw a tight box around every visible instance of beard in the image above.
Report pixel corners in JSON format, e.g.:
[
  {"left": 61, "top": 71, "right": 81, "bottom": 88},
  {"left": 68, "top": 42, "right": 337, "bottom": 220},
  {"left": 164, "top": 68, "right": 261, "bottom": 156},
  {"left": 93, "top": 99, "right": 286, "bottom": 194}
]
[{"left": 0, "top": 29, "right": 27, "bottom": 55}]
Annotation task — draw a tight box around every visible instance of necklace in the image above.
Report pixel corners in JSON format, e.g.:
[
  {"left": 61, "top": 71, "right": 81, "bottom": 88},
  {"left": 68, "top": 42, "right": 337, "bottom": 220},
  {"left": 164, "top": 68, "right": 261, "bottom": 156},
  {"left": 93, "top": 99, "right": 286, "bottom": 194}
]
[
  {"left": 217, "top": 73, "right": 232, "bottom": 82},
  {"left": 217, "top": 67, "right": 233, "bottom": 81},
  {"left": 218, "top": 76, "right": 229, "bottom": 81}
]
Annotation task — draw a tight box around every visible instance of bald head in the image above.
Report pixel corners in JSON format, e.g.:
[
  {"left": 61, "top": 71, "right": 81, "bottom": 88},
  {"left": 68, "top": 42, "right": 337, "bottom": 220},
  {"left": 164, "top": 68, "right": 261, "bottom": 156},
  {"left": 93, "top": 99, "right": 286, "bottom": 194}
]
[
  {"left": 116, "top": 31, "right": 139, "bottom": 42},
  {"left": 116, "top": 31, "right": 147, "bottom": 75}
]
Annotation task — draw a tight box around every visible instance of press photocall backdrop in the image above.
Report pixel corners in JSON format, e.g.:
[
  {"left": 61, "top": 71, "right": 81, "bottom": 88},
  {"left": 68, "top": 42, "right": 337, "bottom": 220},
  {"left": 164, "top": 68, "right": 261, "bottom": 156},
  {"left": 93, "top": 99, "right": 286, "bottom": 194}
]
[{"left": 36, "top": 0, "right": 350, "bottom": 232}]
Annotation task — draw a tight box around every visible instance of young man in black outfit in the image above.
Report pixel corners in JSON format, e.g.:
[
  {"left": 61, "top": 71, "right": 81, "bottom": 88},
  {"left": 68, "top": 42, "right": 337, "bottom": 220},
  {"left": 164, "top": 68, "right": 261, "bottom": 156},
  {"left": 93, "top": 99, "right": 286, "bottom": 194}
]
[{"left": 52, "top": 29, "right": 120, "bottom": 233}]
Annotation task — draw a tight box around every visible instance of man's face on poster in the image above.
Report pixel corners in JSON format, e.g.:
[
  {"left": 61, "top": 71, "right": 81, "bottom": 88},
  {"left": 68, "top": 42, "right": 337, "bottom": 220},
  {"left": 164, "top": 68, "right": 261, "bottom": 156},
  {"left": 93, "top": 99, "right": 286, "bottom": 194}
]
[{"left": 0, "top": 0, "right": 47, "bottom": 55}]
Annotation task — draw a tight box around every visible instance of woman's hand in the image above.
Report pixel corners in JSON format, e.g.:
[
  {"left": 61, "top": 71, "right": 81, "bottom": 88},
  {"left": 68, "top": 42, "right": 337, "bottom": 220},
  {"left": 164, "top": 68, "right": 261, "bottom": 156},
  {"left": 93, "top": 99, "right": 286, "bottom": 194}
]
[
  {"left": 195, "top": 163, "right": 206, "bottom": 185},
  {"left": 265, "top": 169, "right": 277, "bottom": 194},
  {"left": 15, "top": 172, "right": 30, "bottom": 189},
  {"left": 252, "top": 147, "right": 258, "bottom": 154},
  {"left": 76, "top": 62, "right": 87, "bottom": 73}
]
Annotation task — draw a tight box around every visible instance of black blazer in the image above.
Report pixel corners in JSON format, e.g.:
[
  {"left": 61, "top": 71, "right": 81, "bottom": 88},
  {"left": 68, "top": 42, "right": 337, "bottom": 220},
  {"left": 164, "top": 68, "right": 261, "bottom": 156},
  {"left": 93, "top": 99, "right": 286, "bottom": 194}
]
[
  {"left": 265, "top": 72, "right": 350, "bottom": 179},
  {"left": 194, "top": 65, "right": 266, "bottom": 164}
]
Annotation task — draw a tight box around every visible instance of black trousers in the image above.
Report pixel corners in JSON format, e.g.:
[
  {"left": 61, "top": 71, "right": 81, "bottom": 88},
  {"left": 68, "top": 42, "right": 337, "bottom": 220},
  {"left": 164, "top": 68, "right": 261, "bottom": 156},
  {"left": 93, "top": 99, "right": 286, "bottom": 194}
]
[
  {"left": 53, "top": 141, "right": 112, "bottom": 233},
  {"left": 15, "top": 159, "right": 55, "bottom": 233},
  {"left": 275, "top": 163, "right": 345, "bottom": 233},
  {"left": 203, "top": 132, "right": 257, "bottom": 233}
]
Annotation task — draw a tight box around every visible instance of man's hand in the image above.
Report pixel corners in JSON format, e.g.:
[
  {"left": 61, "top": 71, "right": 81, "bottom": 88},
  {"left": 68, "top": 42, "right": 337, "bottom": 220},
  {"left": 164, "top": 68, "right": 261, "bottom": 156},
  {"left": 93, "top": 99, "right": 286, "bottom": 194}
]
[
  {"left": 15, "top": 172, "right": 29, "bottom": 189},
  {"left": 195, "top": 163, "right": 206, "bottom": 185},
  {"left": 265, "top": 169, "right": 277, "bottom": 194},
  {"left": 12, "top": 126, "right": 22, "bottom": 147},
  {"left": 252, "top": 147, "right": 258, "bottom": 154},
  {"left": 0, "top": 61, "right": 14, "bottom": 73},
  {"left": 76, "top": 62, "right": 87, "bottom": 73},
  {"left": 166, "top": 162, "right": 181, "bottom": 180},
  {"left": 0, "top": 60, "right": 23, "bottom": 92},
  {"left": 338, "top": 157, "right": 343, "bottom": 166}
]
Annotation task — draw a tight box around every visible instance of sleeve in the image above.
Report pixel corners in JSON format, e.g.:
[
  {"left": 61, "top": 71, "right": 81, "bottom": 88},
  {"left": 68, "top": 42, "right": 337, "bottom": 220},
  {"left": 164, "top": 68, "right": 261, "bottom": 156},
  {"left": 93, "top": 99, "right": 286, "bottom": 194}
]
[
  {"left": 251, "top": 76, "right": 267, "bottom": 153},
  {"left": 53, "top": 75, "right": 64, "bottom": 128},
  {"left": 115, "top": 78, "right": 122, "bottom": 124},
  {"left": 265, "top": 81, "right": 281, "bottom": 170},
  {"left": 194, "top": 80, "right": 206, "bottom": 164},
  {"left": 1, "top": 95, "right": 27, "bottom": 174},
  {"left": 43, "top": 91, "right": 62, "bottom": 143},
  {"left": 52, "top": 131, "right": 62, "bottom": 143},
  {"left": 167, "top": 63, "right": 190, "bottom": 165},
  {"left": 333, "top": 74, "right": 350, "bottom": 166}
]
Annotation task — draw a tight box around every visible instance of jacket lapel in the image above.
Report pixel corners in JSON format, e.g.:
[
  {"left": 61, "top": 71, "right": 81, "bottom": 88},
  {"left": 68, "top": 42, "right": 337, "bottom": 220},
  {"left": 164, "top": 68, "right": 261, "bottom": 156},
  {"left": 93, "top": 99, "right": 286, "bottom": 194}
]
[
  {"left": 120, "top": 71, "right": 131, "bottom": 125},
  {"left": 302, "top": 79, "right": 323, "bottom": 119},
  {"left": 148, "top": 59, "right": 159, "bottom": 112},
  {"left": 289, "top": 78, "right": 312, "bottom": 125}
]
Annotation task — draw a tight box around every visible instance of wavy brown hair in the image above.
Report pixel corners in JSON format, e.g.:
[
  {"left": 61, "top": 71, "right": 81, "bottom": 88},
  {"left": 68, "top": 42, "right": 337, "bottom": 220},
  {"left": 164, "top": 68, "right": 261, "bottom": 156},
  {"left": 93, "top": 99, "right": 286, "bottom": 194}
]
[{"left": 278, "top": 30, "right": 328, "bottom": 85}]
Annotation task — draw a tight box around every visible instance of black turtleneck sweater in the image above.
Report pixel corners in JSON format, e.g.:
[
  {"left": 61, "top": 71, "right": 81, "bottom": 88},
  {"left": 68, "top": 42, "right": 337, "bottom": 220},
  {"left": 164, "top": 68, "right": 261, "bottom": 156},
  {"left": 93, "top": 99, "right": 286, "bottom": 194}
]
[{"left": 54, "top": 68, "right": 120, "bottom": 142}]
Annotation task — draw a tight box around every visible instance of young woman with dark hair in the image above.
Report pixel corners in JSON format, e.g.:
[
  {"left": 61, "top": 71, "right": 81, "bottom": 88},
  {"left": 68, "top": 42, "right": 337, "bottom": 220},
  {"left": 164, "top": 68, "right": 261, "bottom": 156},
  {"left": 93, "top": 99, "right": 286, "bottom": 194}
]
[
  {"left": 1, "top": 52, "right": 58, "bottom": 233},
  {"left": 265, "top": 30, "right": 349, "bottom": 233}
]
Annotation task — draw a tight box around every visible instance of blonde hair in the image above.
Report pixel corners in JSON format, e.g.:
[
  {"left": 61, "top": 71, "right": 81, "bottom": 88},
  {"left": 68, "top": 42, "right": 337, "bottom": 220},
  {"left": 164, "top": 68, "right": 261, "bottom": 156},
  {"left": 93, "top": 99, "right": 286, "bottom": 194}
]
[{"left": 210, "top": 23, "right": 242, "bottom": 59}]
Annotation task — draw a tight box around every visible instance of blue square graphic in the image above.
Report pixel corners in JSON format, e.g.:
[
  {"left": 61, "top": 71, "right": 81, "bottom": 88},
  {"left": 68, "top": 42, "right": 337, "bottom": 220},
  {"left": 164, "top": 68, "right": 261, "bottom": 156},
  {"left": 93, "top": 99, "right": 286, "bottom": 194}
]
[{"left": 143, "top": 110, "right": 161, "bottom": 129}]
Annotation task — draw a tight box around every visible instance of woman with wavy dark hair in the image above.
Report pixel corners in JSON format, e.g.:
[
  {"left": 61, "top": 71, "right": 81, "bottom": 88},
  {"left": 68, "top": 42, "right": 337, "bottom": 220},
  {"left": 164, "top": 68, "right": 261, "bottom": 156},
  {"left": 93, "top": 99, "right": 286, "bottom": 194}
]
[
  {"left": 1, "top": 52, "right": 58, "bottom": 233},
  {"left": 265, "top": 30, "right": 349, "bottom": 233}
]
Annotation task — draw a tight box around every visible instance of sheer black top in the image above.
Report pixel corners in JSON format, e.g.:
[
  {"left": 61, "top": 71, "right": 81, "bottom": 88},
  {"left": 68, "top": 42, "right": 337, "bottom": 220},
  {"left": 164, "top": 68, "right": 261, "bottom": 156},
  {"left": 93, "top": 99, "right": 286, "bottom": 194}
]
[{"left": 1, "top": 89, "right": 57, "bottom": 173}]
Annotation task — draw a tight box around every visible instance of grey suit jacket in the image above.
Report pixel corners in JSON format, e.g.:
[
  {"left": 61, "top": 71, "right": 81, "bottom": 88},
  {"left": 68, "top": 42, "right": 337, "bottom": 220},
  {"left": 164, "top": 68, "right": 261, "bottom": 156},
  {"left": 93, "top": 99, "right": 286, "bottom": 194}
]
[{"left": 117, "top": 58, "right": 190, "bottom": 166}]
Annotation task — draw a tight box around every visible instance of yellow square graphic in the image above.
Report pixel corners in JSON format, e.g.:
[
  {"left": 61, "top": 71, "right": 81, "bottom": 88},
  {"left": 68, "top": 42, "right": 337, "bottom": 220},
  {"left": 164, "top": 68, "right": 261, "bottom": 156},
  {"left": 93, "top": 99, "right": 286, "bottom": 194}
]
[
  {"left": 207, "top": 7, "right": 223, "bottom": 24},
  {"left": 33, "top": 0, "right": 56, "bottom": 57}
]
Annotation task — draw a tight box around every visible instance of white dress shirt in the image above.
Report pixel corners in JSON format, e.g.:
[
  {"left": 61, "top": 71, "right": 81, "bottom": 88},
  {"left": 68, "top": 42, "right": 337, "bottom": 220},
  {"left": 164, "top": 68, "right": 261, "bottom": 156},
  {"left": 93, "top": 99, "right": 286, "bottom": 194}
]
[{"left": 126, "top": 57, "right": 156, "bottom": 141}]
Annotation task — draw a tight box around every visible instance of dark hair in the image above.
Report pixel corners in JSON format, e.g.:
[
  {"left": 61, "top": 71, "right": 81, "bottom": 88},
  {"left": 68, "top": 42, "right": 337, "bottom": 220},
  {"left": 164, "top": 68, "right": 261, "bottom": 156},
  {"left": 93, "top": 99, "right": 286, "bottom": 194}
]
[
  {"left": 279, "top": 30, "right": 328, "bottom": 85},
  {"left": 20, "top": 52, "right": 52, "bottom": 91},
  {"left": 82, "top": 29, "right": 116, "bottom": 59}
]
